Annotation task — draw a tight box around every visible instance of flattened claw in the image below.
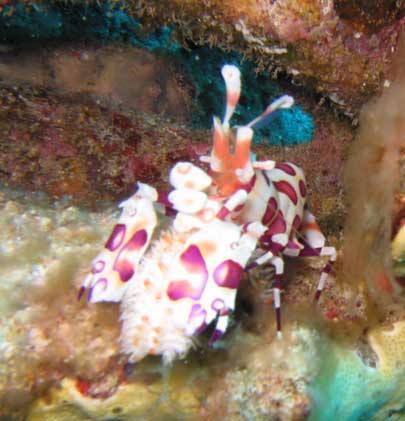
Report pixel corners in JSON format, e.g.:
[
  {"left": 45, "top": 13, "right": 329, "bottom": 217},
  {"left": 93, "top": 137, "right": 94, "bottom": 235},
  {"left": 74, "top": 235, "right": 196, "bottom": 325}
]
[{"left": 81, "top": 184, "right": 158, "bottom": 303}]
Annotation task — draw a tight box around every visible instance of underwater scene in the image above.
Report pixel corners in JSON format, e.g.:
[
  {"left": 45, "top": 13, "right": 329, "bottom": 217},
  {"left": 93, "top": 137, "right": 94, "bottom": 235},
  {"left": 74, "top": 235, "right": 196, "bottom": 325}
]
[{"left": 0, "top": 1, "right": 404, "bottom": 420}]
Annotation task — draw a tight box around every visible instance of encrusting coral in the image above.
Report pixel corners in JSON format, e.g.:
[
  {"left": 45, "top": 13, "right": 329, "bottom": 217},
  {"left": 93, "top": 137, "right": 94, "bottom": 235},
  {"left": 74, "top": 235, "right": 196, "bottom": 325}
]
[
  {"left": 200, "top": 324, "right": 321, "bottom": 420},
  {"left": 2, "top": 0, "right": 404, "bottom": 115},
  {"left": 130, "top": 0, "right": 404, "bottom": 115},
  {"left": 0, "top": 189, "right": 123, "bottom": 412},
  {"left": 25, "top": 319, "right": 405, "bottom": 421},
  {"left": 27, "top": 375, "right": 201, "bottom": 421}
]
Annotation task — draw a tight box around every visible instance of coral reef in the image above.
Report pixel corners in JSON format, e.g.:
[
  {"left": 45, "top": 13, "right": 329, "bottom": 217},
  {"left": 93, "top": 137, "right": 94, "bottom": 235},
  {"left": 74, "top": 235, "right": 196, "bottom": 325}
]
[
  {"left": 0, "top": 189, "right": 123, "bottom": 413},
  {"left": 201, "top": 324, "right": 320, "bottom": 420},
  {"left": 343, "top": 37, "right": 405, "bottom": 310},
  {"left": 129, "top": 0, "right": 404, "bottom": 115},
  {"left": 171, "top": 45, "right": 315, "bottom": 145},
  {"left": 0, "top": 45, "right": 193, "bottom": 119},
  {"left": 0, "top": 61, "right": 349, "bottom": 216},
  {"left": 0, "top": 65, "right": 351, "bottom": 419},
  {"left": 201, "top": 319, "right": 405, "bottom": 421},
  {"left": 0, "top": 80, "right": 204, "bottom": 206},
  {"left": 0, "top": 44, "right": 316, "bottom": 145},
  {"left": 0, "top": 1, "right": 177, "bottom": 51},
  {"left": 334, "top": 0, "right": 403, "bottom": 33},
  {"left": 0, "top": 1, "right": 404, "bottom": 420},
  {"left": 23, "top": 320, "right": 405, "bottom": 421},
  {"left": 27, "top": 375, "right": 201, "bottom": 420},
  {"left": 0, "top": 0, "right": 317, "bottom": 144},
  {"left": 2, "top": 1, "right": 403, "bottom": 116},
  {"left": 310, "top": 321, "right": 405, "bottom": 420}
]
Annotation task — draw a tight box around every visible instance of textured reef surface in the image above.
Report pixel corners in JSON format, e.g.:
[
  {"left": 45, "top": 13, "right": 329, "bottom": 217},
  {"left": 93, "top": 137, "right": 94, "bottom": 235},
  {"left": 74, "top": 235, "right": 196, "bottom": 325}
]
[
  {"left": 2, "top": 0, "right": 405, "bottom": 116},
  {"left": 0, "top": 1, "right": 404, "bottom": 421}
]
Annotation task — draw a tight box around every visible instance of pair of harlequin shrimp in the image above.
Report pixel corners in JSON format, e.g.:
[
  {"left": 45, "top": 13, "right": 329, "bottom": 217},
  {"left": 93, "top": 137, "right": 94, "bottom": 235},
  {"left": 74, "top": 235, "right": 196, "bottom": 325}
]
[{"left": 80, "top": 65, "right": 336, "bottom": 363}]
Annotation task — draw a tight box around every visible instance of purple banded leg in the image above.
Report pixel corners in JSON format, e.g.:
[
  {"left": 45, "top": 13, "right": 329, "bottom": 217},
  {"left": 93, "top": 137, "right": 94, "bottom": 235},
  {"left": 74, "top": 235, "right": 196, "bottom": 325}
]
[
  {"left": 77, "top": 285, "right": 86, "bottom": 301},
  {"left": 245, "top": 233, "right": 288, "bottom": 271},
  {"left": 245, "top": 252, "right": 286, "bottom": 337},
  {"left": 284, "top": 244, "right": 336, "bottom": 302},
  {"left": 245, "top": 250, "right": 274, "bottom": 271},
  {"left": 314, "top": 246, "right": 336, "bottom": 302},
  {"left": 245, "top": 233, "right": 288, "bottom": 337},
  {"left": 269, "top": 256, "right": 284, "bottom": 339},
  {"left": 208, "top": 315, "right": 230, "bottom": 345},
  {"left": 216, "top": 189, "right": 248, "bottom": 220}
]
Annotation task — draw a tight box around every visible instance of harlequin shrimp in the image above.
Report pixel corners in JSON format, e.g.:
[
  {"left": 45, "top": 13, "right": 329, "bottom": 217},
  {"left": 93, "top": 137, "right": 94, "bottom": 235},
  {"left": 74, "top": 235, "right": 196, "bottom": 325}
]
[{"left": 80, "top": 65, "right": 336, "bottom": 363}]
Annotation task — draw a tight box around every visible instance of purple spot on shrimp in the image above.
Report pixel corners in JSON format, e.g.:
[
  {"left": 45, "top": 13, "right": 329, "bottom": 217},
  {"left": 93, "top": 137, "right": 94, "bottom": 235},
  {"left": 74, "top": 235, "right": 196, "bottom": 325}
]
[
  {"left": 262, "top": 197, "right": 278, "bottom": 225},
  {"left": 128, "top": 229, "right": 148, "bottom": 250},
  {"left": 274, "top": 180, "right": 298, "bottom": 205},
  {"left": 299, "top": 179, "right": 307, "bottom": 197},
  {"left": 216, "top": 207, "right": 230, "bottom": 220},
  {"left": 188, "top": 304, "right": 207, "bottom": 334},
  {"left": 114, "top": 259, "right": 134, "bottom": 282},
  {"left": 269, "top": 215, "right": 287, "bottom": 235},
  {"left": 189, "top": 303, "right": 203, "bottom": 319},
  {"left": 213, "top": 260, "right": 244, "bottom": 289},
  {"left": 275, "top": 163, "right": 296, "bottom": 176},
  {"left": 292, "top": 215, "right": 301, "bottom": 231},
  {"left": 105, "top": 224, "right": 126, "bottom": 251},
  {"left": 94, "top": 277, "right": 108, "bottom": 292},
  {"left": 181, "top": 245, "right": 207, "bottom": 270},
  {"left": 113, "top": 229, "right": 148, "bottom": 282},
  {"left": 261, "top": 210, "right": 287, "bottom": 241},
  {"left": 211, "top": 298, "right": 225, "bottom": 312},
  {"left": 167, "top": 245, "right": 208, "bottom": 300},
  {"left": 91, "top": 260, "right": 105, "bottom": 274}
]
